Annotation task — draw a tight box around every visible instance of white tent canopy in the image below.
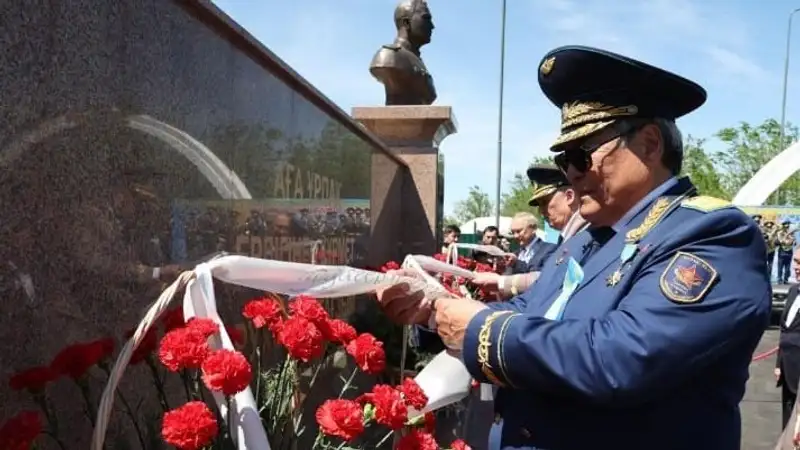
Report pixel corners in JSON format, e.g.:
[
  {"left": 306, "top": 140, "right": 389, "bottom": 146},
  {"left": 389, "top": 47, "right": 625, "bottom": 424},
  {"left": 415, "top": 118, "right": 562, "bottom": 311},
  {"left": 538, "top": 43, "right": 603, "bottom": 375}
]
[{"left": 458, "top": 216, "right": 545, "bottom": 239}]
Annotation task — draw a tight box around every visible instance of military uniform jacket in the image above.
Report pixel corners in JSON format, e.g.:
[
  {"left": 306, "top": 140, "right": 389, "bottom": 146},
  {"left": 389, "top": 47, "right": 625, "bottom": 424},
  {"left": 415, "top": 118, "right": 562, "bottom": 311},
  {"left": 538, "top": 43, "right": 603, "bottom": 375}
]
[{"left": 462, "top": 177, "right": 771, "bottom": 450}]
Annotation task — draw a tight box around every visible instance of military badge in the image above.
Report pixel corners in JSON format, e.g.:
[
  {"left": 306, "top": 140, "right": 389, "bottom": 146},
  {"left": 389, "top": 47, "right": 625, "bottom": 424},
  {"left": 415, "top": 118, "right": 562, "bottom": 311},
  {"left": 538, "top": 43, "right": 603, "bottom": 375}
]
[
  {"left": 540, "top": 56, "right": 555, "bottom": 76},
  {"left": 659, "top": 252, "right": 718, "bottom": 304},
  {"left": 606, "top": 270, "right": 622, "bottom": 286},
  {"left": 555, "top": 249, "right": 568, "bottom": 265}
]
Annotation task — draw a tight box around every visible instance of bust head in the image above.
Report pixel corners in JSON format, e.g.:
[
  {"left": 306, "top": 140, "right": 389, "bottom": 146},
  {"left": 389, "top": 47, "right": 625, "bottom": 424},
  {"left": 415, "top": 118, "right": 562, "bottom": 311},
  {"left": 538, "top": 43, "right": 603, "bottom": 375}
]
[{"left": 394, "top": 0, "right": 434, "bottom": 48}]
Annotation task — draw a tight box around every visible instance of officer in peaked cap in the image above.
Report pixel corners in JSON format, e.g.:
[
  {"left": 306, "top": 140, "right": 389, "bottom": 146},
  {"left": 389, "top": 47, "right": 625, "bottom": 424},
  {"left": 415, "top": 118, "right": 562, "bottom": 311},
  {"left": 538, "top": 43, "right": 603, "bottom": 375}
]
[
  {"left": 526, "top": 165, "right": 568, "bottom": 207},
  {"left": 372, "top": 46, "right": 771, "bottom": 450},
  {"left": 526, "top": 164, "right": 589, "bottom": 244}
]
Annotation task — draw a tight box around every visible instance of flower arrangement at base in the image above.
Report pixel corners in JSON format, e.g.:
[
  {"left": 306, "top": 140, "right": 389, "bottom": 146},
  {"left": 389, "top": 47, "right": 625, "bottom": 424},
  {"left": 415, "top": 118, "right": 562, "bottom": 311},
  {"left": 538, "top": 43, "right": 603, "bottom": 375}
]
[
  {"left": 431, "top": 254, "right": 505, "bottom": 302},
  {"left": 1, "top": 294, "right": 471, "bottom": 449}
]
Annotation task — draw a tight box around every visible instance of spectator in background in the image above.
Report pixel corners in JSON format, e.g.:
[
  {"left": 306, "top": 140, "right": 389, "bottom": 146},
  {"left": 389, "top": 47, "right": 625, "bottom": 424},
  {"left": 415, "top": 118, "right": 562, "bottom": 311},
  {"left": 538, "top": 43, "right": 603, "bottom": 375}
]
[
  {"left": 776, "top": 247, "right": 800, "bottom": 428},
  {"left": 506, "top": 212, "right": 556, "bottom": 274},
  {"left": 441, "top": 224, "right": 460, "bottom": 253},
  {"left": 777, "top": 221, "right": 796, "bottom": 284},
  {"left": 471, "top": 226, "right": 500, "bottom": 264}
]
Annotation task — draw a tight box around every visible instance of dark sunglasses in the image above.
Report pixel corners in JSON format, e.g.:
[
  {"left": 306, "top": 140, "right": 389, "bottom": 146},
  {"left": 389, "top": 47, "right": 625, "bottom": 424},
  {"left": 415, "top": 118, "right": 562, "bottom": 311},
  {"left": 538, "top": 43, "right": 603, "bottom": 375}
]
[{"left": 554, "top": 120, "right": 646, "bottom": 173}]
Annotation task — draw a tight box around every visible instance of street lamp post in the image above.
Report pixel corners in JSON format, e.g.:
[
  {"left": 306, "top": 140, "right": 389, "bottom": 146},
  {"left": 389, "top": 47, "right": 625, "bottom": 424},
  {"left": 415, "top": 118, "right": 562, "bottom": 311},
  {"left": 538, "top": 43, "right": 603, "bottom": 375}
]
[
  {"left": 778, "top": 8, "right": 800, "bottom": 205},
  {"left": 494, "top": 0, "right": 507, "bottom": 228}
]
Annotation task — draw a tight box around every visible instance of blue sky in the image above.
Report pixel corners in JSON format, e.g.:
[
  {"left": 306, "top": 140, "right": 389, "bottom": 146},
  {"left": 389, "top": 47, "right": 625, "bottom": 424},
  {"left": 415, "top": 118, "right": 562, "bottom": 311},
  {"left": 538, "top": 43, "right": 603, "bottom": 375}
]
[{"left": 213, "top": 0, "right": 800, "bottom": 215}]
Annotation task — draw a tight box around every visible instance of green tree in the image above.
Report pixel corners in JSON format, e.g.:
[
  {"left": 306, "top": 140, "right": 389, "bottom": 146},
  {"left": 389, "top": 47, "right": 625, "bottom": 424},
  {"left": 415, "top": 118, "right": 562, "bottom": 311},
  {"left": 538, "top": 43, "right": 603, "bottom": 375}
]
[
  {"left": 500, "top": 156, "right": 552, "bottom": 216},
  {"left": 713, "top": 119, "right": 800, "bottom": 205},
  {"left": 452, "top": 186, "right": 493, "bottom": 223},
  {"left": 681, "top": 136, "right": 729, "bottom": 199}
]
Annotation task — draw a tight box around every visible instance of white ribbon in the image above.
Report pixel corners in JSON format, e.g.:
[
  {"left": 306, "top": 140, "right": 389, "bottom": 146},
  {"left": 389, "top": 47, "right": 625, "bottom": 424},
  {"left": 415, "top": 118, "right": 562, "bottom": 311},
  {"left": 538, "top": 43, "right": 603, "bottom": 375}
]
[{"left": 139, "top": 255, "right": 478, "bottom": 449}]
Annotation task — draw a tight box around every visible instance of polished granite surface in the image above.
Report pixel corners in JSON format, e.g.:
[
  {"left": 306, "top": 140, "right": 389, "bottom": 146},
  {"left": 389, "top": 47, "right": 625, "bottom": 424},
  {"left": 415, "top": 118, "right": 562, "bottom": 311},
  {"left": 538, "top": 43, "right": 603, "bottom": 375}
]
[{"left": 0, "top": 0, "right": 399, "bottom": 447}]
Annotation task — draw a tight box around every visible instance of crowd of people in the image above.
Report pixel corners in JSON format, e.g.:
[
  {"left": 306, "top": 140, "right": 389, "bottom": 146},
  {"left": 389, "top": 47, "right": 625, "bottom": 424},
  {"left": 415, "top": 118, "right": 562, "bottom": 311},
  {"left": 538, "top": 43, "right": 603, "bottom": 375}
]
[{"left": 754, "top": 215, "right": 797, "bottom": 284}]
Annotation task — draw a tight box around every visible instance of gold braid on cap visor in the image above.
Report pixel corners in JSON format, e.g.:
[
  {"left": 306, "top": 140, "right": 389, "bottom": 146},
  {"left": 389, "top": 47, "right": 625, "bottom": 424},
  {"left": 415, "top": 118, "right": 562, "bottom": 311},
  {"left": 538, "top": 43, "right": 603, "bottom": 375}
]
[{"left": 552, "top": 101, "right": 638, "bottom": 149}]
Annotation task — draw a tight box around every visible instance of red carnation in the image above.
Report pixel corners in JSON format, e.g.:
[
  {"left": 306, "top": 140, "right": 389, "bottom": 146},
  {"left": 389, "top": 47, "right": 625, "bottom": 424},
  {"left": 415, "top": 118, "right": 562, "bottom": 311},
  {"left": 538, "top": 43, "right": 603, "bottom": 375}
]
[
  {"left": 320, "top": 318, "right": 357, "bottom": 345},
  {"left": 161, "top": 401, "right": 218, "bottom": 450},
  {"left": 9, "top": 366, "right": 56, "bottom": 393},
  {"left": 201, "top": 349, "right": 252, "bottom": 396},
  {"left": 398, "top": 377, "right": 428, "bottom": 410},
  {"left": 242, "top": 298, "right": 283, "bottom": 331},
  {"left": 345, "top": 333, "right": 386, "bottom": 375},
  {"left": 288, "top": 295, "right": 329, "bottom": 326},
  {"left": 380, "top": 261, "right": 400, "bottom": 272},
  {"left": 456, "top": 257, "right": 475, "bottom": 270},
  {"left": 474, "top": 263, "right": 493, "bottom": 273},
  {"left": 362, "top": 384, "right": 407, "bottom": 430},
  {"left": 396, "top": 429, "right": 438, "bottom": 450},
  {"left": 315, "top": 399, "right": 365, "bottom": 442},
  {"left": 162, "top": 307, "right": 186, "bottom": 332},
  {"left": 186, "top": 317, "right": 219, "bottom": 338},
  {"left": 50, "top": 338, "right": 114, "bottom": 379},
  {"left": 276, "top": 316, "right": 325, "bottom": 362},
  {"left": 451, "top": 439, "right": 472, "bottom": 450},
  {"left": 423, "top": 411, "right": 436, "bottom": 433},
  {"left": 433, "top": 253, "right": 447, "bottom": 262},
  {"left": 226, "top": 325, "right": 245, "bottom": 346},
  {"left": 158, "top": 328, "right": 210, "bottom": 372},
  {"left": 0, "top": 411, "right": 42, "bottom": 450},
  {"left": 125, "top": 328, "right": 159, "bottom": 365}
]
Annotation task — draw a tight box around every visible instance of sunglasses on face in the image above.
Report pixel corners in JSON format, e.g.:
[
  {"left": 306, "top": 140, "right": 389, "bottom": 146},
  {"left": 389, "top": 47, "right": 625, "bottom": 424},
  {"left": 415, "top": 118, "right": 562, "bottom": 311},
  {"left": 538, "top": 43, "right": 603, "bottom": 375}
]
[{"left": 554, "top": 120, "right": 647, "bottom": 174}]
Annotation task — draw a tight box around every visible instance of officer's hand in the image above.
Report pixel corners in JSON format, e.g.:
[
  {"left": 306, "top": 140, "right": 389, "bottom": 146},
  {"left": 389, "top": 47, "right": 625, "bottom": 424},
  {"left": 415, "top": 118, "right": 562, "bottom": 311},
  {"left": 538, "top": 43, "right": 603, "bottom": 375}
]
[
  {"left": 433, "top": 297, "right": 488, "bottom": 351},
  {"left": 775, "top": 367, "right": 782, "bottom": 381},
  {"left": 471, "top": 272, "right": 500, "bottom": 287},
  {"left": 374, "top": 269, "right": 431, "bottom": 325},
  {"left": 505, "top": 253, "right": 517, "bottom": 263}
]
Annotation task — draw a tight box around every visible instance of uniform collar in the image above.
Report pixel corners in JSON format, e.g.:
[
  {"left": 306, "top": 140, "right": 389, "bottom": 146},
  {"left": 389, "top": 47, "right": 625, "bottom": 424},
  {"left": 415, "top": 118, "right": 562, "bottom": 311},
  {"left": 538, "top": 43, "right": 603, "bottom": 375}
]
[
  {"left": 560, "top": 210, "right": 587, "bottom": 240},
  {"left": 611, "top": 176, "right": 679, "bottom": 233}
]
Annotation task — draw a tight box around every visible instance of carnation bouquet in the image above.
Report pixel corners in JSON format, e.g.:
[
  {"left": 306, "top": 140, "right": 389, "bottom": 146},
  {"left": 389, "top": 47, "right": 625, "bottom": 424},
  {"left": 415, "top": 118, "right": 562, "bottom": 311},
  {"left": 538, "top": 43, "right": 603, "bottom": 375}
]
[{"left": 1, "top": 255, "right": 478, "bottom": 450}]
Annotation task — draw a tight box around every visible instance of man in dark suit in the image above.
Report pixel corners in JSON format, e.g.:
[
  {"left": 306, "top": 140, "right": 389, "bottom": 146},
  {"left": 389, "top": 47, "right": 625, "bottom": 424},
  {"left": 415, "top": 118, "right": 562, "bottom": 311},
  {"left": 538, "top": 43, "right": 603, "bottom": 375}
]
[
  {"left": 776, "top": 246, "right": 800, "bottom": 427},
  {"left": 506, "top": 212, "right": 556, "bottom": 274}
]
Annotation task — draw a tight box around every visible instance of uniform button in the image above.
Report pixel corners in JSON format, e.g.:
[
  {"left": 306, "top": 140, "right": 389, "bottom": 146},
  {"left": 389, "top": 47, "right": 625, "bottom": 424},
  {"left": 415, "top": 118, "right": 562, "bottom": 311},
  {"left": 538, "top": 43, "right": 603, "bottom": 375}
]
[
  {"left": 494, "top": 413, "right": 502, "bottom": 424},
  {"left": 520, "top": 428, "right": 531, "bottom": 438}
]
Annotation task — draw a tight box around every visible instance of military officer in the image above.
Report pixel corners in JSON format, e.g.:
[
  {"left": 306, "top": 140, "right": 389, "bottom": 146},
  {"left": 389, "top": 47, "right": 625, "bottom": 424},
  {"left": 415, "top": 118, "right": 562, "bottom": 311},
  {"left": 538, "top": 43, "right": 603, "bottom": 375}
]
[
  {"left": 766, "top": 220, "right": 779, "bottom": 277},
  {"left": 777, "top": 220, "right": 797, "bottom": 284},
  {"left": 376, "top": 46, "right": 771, "bottom": 449},
  {"left": 473, "top": 165, "right": 588, "bottom": 298}
]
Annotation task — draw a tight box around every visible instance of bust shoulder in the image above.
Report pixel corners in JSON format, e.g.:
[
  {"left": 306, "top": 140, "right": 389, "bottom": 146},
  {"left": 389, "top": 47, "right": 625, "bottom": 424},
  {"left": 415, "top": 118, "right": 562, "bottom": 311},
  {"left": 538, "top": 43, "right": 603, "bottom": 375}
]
[{"left": 370, "top": 44, "right": 419, "bottom": 72}]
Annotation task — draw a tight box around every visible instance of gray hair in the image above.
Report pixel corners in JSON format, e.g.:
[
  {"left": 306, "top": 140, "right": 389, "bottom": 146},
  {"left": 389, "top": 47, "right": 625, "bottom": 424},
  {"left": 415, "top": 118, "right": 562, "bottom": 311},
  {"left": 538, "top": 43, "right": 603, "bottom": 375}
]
[
  {"left": 512, "top": 212, "right": 538, "bottom": 230},
  {"left": 620, "top": 118, "right": 683, "bottom": 175}
]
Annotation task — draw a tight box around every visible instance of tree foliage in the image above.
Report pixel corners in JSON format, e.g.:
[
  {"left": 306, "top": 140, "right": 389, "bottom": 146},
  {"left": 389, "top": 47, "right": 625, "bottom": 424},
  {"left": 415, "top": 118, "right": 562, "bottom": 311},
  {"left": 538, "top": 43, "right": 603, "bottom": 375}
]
[
  {"left": 447, "top": 118, "right": 800, "bottom": 221},
  {"left": 452, "top": 186, "right": 494, "bottom": 224}
]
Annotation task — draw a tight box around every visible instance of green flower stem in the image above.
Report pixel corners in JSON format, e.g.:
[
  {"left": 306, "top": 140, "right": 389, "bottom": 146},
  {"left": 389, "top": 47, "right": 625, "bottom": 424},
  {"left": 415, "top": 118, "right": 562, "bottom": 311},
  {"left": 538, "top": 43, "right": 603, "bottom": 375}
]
[
  {"left": 99, "top": 366, "right": 146, "bottom": 449},
  {"left": 338, "top": 366, "right": 359, "bottom": 398},
  {"left": 254, "top": 329, "right": 263, "bottom": 405},
  {"left": 76, "top": 377, "right": 96, "bottom": 427},
  {"left": 179, "top": 369, "right": 194, "bottom": 401},
  {"left": 145, "top": 357, "right": 170, "bottom": 410},
  {"left": 375, "top": 429, "right": 395, "bottom": 447},
  {"left": 42, "top": 430, "right": 68, "bottom": 450}
]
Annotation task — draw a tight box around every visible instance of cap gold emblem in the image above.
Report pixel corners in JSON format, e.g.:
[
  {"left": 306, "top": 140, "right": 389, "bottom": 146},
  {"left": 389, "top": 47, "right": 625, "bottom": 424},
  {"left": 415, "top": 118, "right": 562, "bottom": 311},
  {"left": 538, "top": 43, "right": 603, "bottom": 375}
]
[{"left": 540, "top": 57, "right": 555, "bottom": 76}]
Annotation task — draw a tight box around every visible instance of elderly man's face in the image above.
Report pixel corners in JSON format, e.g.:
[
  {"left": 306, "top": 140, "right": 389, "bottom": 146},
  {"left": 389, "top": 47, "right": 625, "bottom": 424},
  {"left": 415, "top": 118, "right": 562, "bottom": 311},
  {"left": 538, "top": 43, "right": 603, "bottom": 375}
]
[
  {"left": 538, "top": 188, "right": 575, "bottom": 231},
  {"left": 510, "top": 219, "right": 535, "bottom": 245},
  {"left": 564, "top": 122, "right": 663, "bottom": 227}
]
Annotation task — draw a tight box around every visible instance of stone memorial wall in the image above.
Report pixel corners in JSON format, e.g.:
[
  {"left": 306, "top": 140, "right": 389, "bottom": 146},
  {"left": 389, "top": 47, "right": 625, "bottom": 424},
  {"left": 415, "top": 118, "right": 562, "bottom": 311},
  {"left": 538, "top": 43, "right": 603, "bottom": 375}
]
[{"left": 0, "top": 0, "right": 408, "bottom": 447}]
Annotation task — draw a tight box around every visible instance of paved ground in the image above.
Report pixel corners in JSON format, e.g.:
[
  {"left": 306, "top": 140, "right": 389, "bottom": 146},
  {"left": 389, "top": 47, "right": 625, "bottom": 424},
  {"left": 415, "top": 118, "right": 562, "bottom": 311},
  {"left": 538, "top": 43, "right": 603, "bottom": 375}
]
[{"left": 742, "top": 327, "right": 782, "bottom": 450}]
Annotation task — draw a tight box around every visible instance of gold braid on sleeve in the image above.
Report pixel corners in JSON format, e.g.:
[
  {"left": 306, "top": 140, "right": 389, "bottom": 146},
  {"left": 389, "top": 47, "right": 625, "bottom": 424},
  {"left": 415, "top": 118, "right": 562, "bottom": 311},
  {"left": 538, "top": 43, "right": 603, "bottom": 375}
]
[{"left": 477, "top": 311, "right": 514, "bottom": 387}]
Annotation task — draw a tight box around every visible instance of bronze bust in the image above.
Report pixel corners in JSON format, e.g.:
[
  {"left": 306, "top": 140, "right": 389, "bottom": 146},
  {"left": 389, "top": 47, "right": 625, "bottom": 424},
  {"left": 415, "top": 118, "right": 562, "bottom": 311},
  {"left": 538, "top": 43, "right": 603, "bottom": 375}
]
[{"left": 369, "top": 0, "right": 437, "bottom": 106}]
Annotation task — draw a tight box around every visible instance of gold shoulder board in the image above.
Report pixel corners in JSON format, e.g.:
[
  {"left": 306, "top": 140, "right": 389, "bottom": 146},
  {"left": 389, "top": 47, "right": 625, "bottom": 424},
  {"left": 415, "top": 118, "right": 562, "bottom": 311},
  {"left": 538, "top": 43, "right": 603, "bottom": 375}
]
[{"left": 680, "top": 196, "right": 731, "bottom": 213}]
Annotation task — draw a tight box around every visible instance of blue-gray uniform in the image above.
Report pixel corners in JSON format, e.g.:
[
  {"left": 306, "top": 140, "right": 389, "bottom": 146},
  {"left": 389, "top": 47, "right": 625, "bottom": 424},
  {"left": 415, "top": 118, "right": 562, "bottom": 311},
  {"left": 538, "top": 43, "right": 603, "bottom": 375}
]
[{"left": 461, "top": 46, "right": 771, "bottom": 450}]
